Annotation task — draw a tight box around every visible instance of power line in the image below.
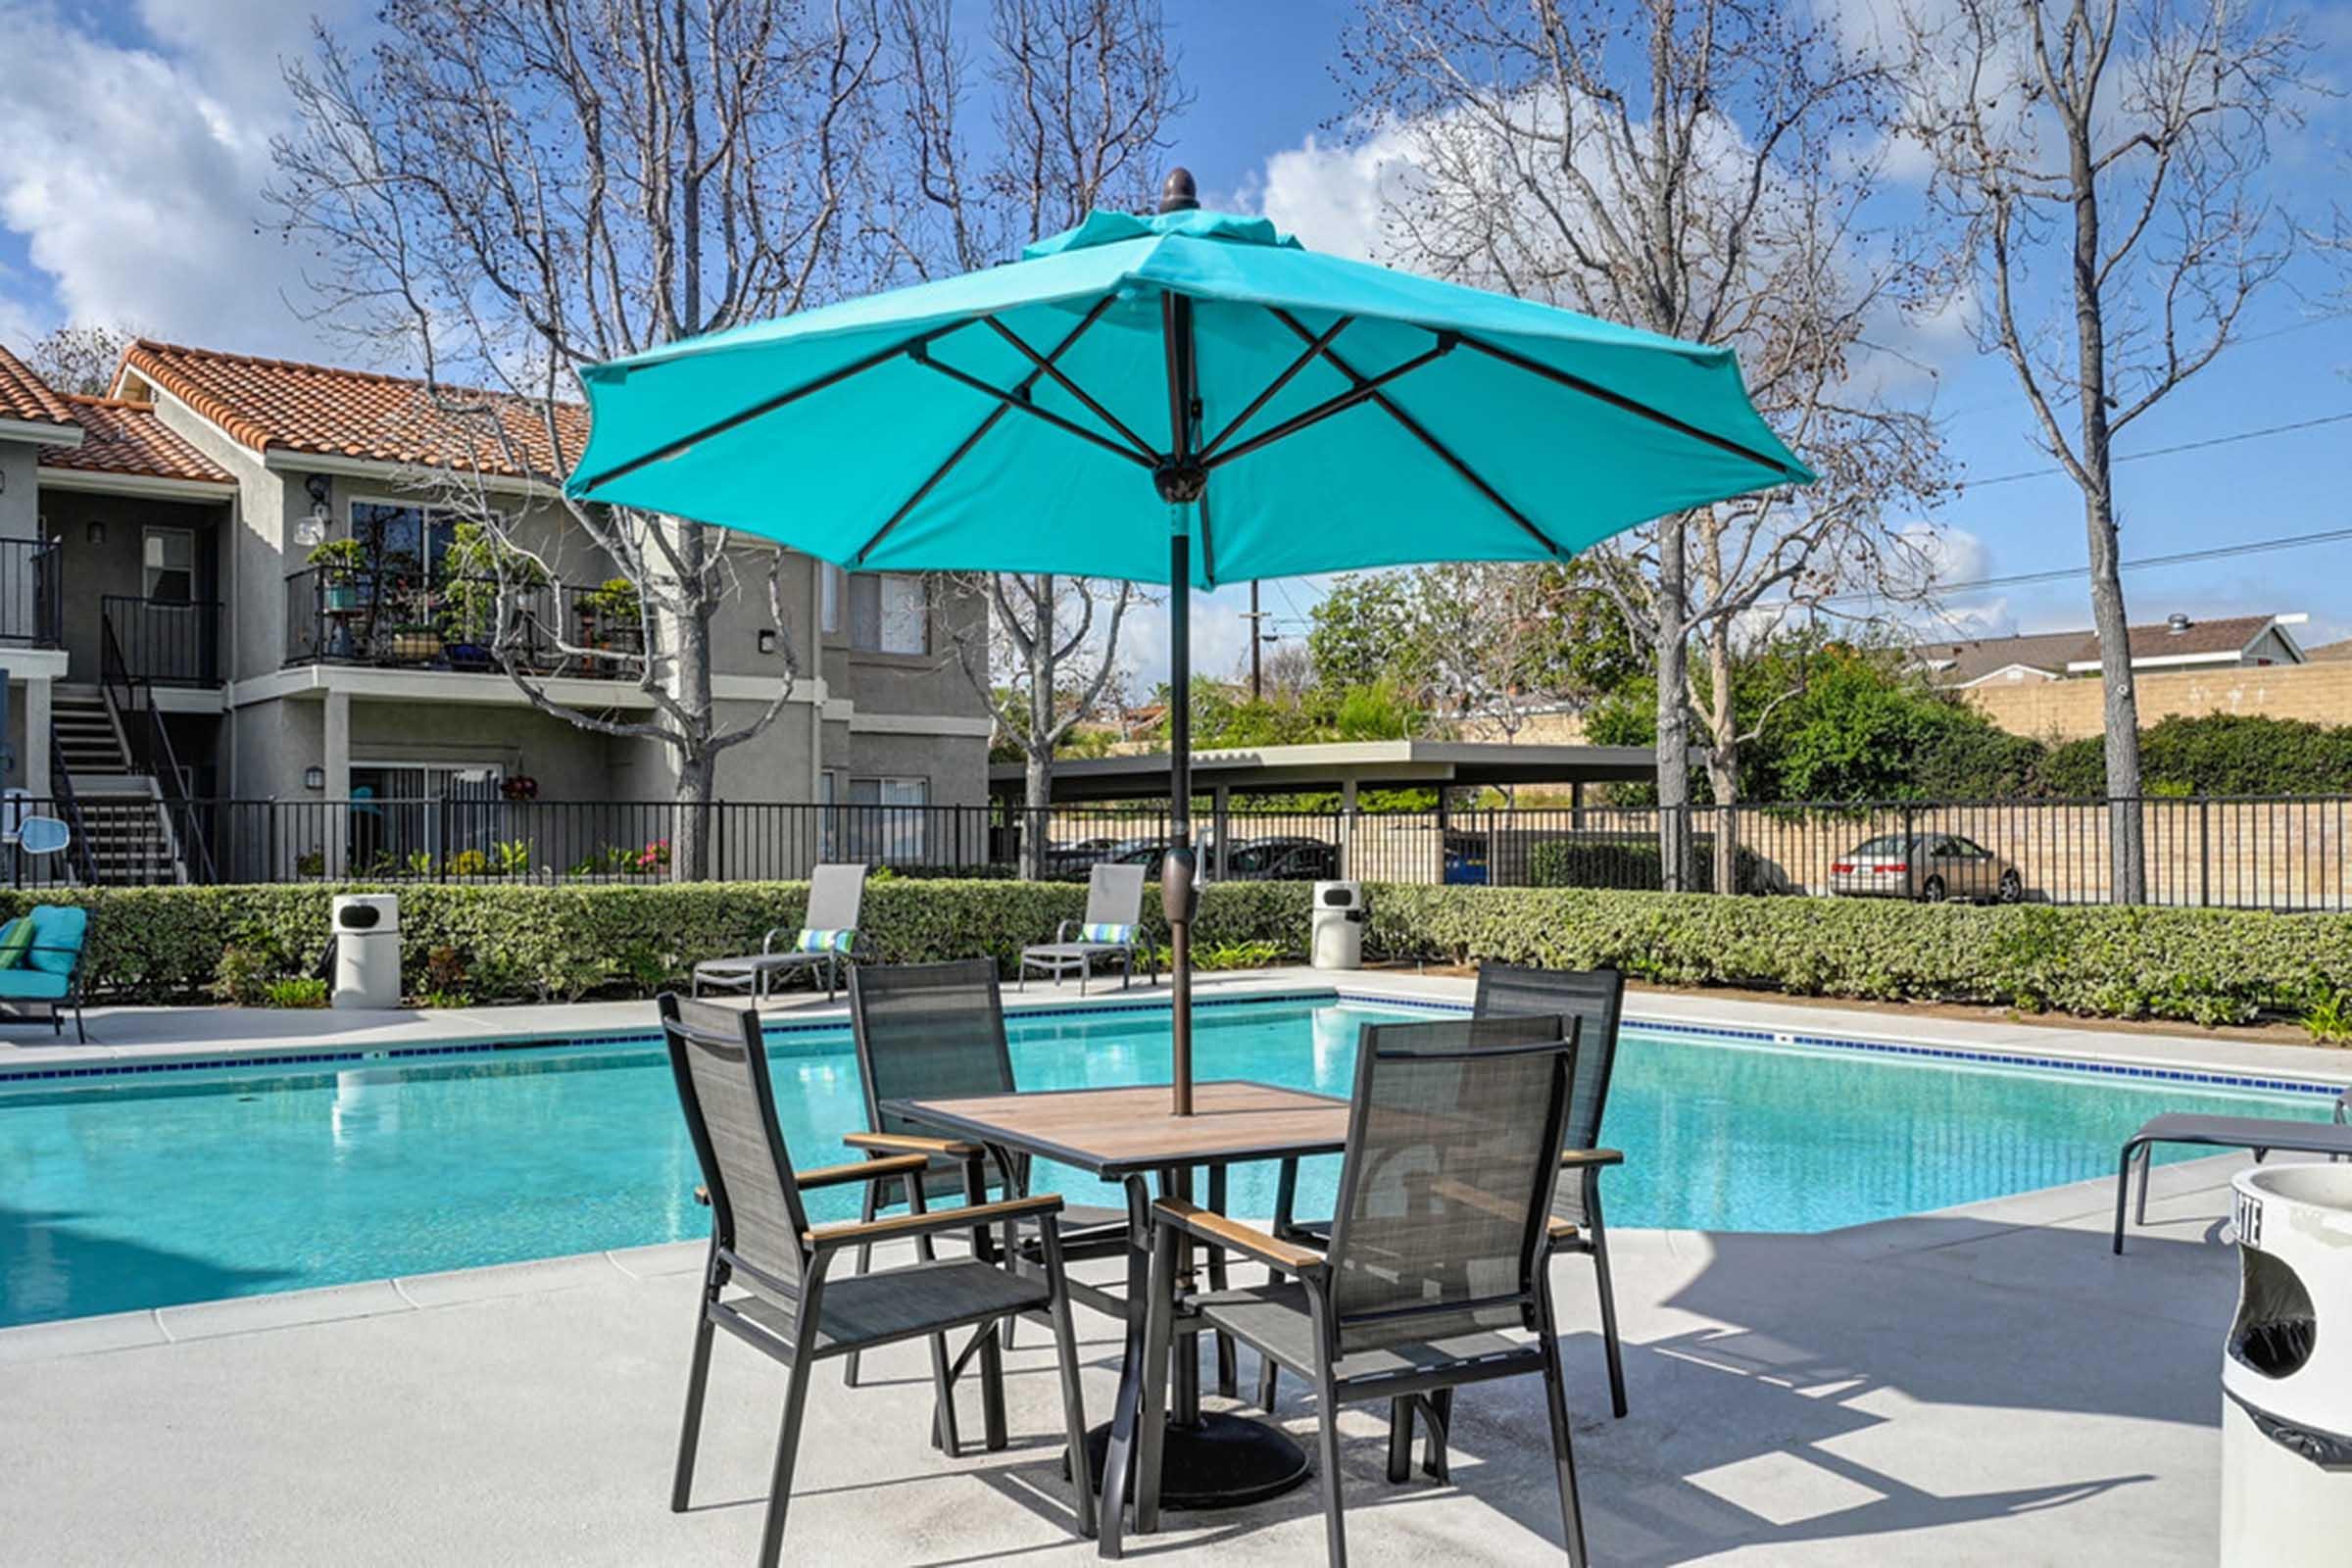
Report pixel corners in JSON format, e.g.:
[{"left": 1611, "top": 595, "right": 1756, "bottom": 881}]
[
  {"left": 1959, "top": 410, "right": 2352, "bottom": 490},
  {"left": 1829, "top": 519, "right": 2352, "bottom": 606},
  {"left": 1935, "top": 308, "right": 2352, "bottom": 423}
]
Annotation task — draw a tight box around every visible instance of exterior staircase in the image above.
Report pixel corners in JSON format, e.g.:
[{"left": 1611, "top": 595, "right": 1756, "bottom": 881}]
[{"left": 50, "top": 688, "right": 192, "bottom": 885}]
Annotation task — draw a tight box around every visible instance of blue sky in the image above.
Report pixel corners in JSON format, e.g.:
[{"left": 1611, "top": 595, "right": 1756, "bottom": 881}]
[{"left": 2, "top": 0, "right": 2346, "bottom": 683}]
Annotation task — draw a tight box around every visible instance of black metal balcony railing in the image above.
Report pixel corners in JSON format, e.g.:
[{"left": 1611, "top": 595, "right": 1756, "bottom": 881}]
[
  {"left": 284, "top": 568, "right": 645, "bottom": 677},
  {"left": 102, "top": 596, "right": 221, "bottom": 687},
  {"left": 0, "top": 537, "right": 63, "bottom": 646}
]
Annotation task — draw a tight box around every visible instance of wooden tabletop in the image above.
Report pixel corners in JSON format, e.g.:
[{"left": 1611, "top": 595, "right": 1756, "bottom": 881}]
[{"left": 883, "top": 1080, "right": 1350, "bottom": 1178}]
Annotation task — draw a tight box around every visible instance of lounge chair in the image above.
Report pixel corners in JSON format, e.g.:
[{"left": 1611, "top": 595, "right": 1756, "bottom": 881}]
[
  {"left": 1259, "top": 962, "right": 1635, "bottom": 1437},
  {"left": 1019, "top": 862, "right": 1153, "bottom": 994},
  {"left": 657, "top": 993, "right": 1095, "bottom": 1566},
  {"left": 836, "top": 959, "right": 1160, "bottom": 1395},
  {"left": 2113, "top": 1092, "right": 2352, "bottom": 1253},
  {"left": 692, "top": 862, "right": 868, "bottom": 1004},
  {"left": 1132, "top": 1011, "right": 1590, "bottom": 1566},
  {"left": 0, "top": 903, "right": 90, "bottom": 1043}
]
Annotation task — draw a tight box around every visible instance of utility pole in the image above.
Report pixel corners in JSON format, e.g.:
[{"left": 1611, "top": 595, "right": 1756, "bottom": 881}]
[{"left": 1243, "top": 581, "right": 1269, "bottom": 701}]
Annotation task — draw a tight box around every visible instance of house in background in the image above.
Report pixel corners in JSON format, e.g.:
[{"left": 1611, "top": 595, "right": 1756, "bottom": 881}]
[
  {"left": 0, "top": 339, "right": 988, "bottom": 882},
  {"left": 1910, "top": 612, "right": 2310, "bottom": 690}
]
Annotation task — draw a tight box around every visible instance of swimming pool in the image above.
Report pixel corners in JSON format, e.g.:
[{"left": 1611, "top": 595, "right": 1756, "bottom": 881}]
[{"left": 0, "top": 995, "right": 2334, "bottom": 1328}]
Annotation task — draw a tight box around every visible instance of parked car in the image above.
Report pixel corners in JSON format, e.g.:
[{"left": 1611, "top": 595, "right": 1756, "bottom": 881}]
[
  {"left": 1828, "top": 832, "right": 2024, "bottom": 904},
  {"left": 1215, "top": 835, "right": 1341, "bottom": 883}
]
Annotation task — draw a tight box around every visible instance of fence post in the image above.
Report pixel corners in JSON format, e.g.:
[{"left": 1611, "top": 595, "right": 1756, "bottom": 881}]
[
  {"left": 2199, "top": 797, "right": 2212, "bottom": 908},
  {"left": 1901, "top": 803, "right": 1917, "bottom": 901}
]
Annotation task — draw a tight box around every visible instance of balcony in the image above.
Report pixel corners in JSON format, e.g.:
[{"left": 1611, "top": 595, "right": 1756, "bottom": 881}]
[
  {"left": 284, "top": 567, "right": 645, "bottom": 678},
  {"left": 0, "top": 537, "right": 63, "bottom": 647},
  {"left": 102, "top": 596, "right": 221, "bottom": 687}
]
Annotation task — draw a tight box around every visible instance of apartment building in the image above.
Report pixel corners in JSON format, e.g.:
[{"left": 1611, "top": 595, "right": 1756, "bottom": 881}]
[{"left": 0, "top": 339, "right": 989, "bottom": 882}]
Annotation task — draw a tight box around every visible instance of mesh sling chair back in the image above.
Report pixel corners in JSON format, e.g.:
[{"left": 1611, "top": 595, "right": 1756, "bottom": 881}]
[
  {"left": 1136, "top": 1013, "right": 1589, "bottom": 1567},
  {"left": 692, "top": 862, "right": 870, "bottom": 1004},
  {"left": 1019, "top": 861, "right": 1154, "bottom": 994},
  {"left": 838, "top": 959, "right": 1152, "bottom": 1392},
  {"left": 1260, "top": 965, "right": 1635, "bottom": 1431},
  {"left": 658, "top": 993, "right": 1095, "bottom": 1566}
]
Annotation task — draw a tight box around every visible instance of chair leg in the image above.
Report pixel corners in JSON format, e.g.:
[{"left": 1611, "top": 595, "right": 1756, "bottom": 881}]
[
  {"left": 1041, "top": 1225, "right": 1097, "bottom": 1540},
  {"left": 1386, "top": 1396, "right": 1414, "bottom": 1484},
  {"left": 1534, "top": 1278, "right": 1590, "bottom": 1568},
  {"left": 2113, "top": 1140, "right": 2140, "bottom": 1254},
  {"left": 1419, "top": 1389, "right": 1452, "bottom": 1483},
  {"left": 1586, "top": 1187, "right": 1630, "bottom": 1420},
  {"left": 929, "top": 1330, "right": 963, "bottom": 1457},
  {"left": 671, "top": 1296, "right": 719, "bottom": 1511},
  {"left": 2135, "top": 1142, "right": 2155, "bottom": 1227},
  {"left": 757, "top": 1354, "right": 819, "bottom": 1568},
  {"left": 1312, "top": 1365, "right": 1348, "bottom": 1568}
]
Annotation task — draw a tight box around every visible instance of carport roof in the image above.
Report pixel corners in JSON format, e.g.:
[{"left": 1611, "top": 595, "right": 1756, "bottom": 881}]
[{"left": 989, "top": 739, "right": 1655, "bottom": 803}]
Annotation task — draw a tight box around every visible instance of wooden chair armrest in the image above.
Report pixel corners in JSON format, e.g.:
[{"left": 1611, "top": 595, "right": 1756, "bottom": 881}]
[
  {"left": 806, "top": 1194, "right": 1063, "bottom": 1251},
  {"left": 1153, "top": 1198, "right": 1326, "bottom": 1275},
  {"left": 844, "top": 1130, "right": 981, "bottom": 1159},
  {"left": 1560, "top": 1148, "right": 1624, "bottom": 1170},
  {"left": 1546, "top": 1217, "right": 1581, "bottom": 1245},
  {"left": 794, "top": 1152, "right": 931, "bottom": 1191}
]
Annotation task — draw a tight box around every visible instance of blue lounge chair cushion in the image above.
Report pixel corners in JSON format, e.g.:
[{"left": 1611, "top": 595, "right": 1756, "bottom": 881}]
[
  {"left": 0, "top": 968, "right": 70, "bottom": 1000},
  {"left": 0, "top": 917, "right": 32, "bottom": 969},
  {"left": 1080, "top": 923, "right": 1136, "bottom": 945},
  {"left": 25, "top": 905, "right": 86, "bottom": 976},
  {"left": 795, "top": 927, "right": 857, "bottom": 955}
]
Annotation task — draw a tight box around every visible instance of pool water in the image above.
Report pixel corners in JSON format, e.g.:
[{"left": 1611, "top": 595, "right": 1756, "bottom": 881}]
[{"left": 0, "top": 998, "right": 2331, "bottom": 1328}]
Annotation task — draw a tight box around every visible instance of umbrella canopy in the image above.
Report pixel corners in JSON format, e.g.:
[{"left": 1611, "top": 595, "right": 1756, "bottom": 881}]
[
  {"left": 567, "top": 199, "right": 1809, "bottom": 582},
  {"left": 566, "top": 171, "right": 1809, "bottom": 1118}
]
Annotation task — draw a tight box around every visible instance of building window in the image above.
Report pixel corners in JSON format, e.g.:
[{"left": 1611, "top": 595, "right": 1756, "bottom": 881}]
[
  {"left": 820, "top": 564, "right": 927, "bottom": 655},
  {"left": 351, "top": 500, "right": 459, "bottom": 590},
  {"left": 143, "top": 527, "right": 195, "bottom": 604},
  {"left": 843, "top": 775, "right": 929, "bottom": 863}
]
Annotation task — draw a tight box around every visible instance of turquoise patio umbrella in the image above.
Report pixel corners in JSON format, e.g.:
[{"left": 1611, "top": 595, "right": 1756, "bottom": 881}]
[{"left": 567, "top": 170, "right": 1809, "bottom": 1113}]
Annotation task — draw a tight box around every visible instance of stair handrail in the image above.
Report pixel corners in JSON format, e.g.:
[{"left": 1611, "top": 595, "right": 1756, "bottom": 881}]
[
  {"left": 45, "top": 719, "right": 101, "bottom": 886},
  {"left": 99, "top": 613, "right": 218, "bottom": 883}
]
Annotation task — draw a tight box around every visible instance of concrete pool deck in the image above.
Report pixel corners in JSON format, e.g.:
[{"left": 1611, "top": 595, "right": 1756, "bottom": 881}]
[
  {"left": 0, "top": 1152, "right": 2258, "bottom": 1565},
  {"left": 4, "top": 964, "right": 2347, "bottom": 1095}
]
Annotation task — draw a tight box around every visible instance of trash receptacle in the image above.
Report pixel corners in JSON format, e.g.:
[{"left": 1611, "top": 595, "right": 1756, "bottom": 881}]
[
  {"left": 2220, "top": 1162, "right": 2352, "bottom": 1566},
  {"left": 1310, "top": 881, "right": 1364, "bottom": 971},
  {"left": 331, "top": 893, "right": 401, "bottom": 1010}
]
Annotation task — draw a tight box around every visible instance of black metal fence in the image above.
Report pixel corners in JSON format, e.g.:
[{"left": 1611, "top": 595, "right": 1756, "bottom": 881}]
[
  {"left": 6, "top": 793, "right": 2347, "bottom": 911},
  {"left": 0, "top": 537, "right": 62, "bottom": 646}
]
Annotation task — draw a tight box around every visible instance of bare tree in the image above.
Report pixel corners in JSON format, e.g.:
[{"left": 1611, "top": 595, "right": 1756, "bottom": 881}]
[
  {"left": 23, "top": 323, "right": 140, "bottom": 397},
  {"left": 881, "top": 0, "right": 1183, "bottom": 872},
  {"left": 1343, "top": 0, "right": 1942, "bottom": 891},
  {"left": 270, "top": 0, "right": 884, "bottom": 879},
  {"left": 1896, "top": 0, "right": 2308, "bottom": 902}
]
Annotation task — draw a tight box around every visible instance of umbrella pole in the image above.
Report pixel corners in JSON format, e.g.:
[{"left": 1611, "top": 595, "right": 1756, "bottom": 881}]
[{"left": 1163, "top": 531, "right": 1195, "bottom": 1116}]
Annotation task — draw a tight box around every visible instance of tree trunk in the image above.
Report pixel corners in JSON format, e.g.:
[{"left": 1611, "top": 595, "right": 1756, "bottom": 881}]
[
  {"left": 1021, "top": 750, "right": 1051, "bottom": 881},
  {"left": 1018, "top": 572, "right": 1057, "bottom": 881},
  {"left": 1703, "top": 620, "right": 1740, "bottom": 895},
  {"left": 1653, "top": 518, "right": 1694, "bottom": 893},
  {"left": 670, "top": 517, "right": 716, "bottom": 882},
  {"left": 673, "top": 746, "right": 717, "bottom": 884},
  {"left": 2064, "top": 119, "right": 2146, "bottom": 903}
]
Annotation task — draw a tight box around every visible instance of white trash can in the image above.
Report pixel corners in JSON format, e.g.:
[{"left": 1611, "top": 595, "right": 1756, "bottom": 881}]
[
  {"left": 330, "top": 894, "right": 402, "bottom": 1010},
  {"left": 2219, "top": 1162, "right": 2352, "bottom": 1567},
  {"left": 1310, "top": 881, "right": 1365, "bottom": 971}
]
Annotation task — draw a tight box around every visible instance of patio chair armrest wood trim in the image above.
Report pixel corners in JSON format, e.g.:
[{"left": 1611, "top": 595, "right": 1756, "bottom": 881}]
[
  {"left": 1546, "top": 1217, "right": 1580, "bottom": 1245},
  {"left": 1153, "top": 1198, "right": 1327, "bottom": 1275},
  {"left": 804, "top": 1194, "right": 1063, "bottom": 1251},
  {"left": 843, "top": 1130, "right": 983, "bottom": 1159},
  {"left": 794, "top": 1152, "right": 932, "bottom": 1191},
  {"left": 1560, "top": 1148, "right": 1624, "bottom": 1170}
]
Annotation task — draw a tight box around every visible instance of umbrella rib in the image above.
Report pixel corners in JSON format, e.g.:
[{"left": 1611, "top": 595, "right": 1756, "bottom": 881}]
[
  {"left": 1269, "top": 308, "right": 1564, "bottom": 557},
  {"left": 571, "top": 320, "right": 973, "bottom": 497},
  {"left": 982, "top": 317, "right": 1159, "bottom": 461},
  {"left": 1196, "top": 483, "right": 1216, "bottom": 588},
  {"left": 1203, "top": 335, "right": 1455, "bottom": 470},
  {"left": 1198, "top": 315, "right": 1353, "bottom": 461},
  {"left": 1456, "top": 333, "right": 1801, "bottom": 478},
  {"left": 907, "top": 347, "right": 1157, "bottom": 468},
  {"left": 852, "top": 296, "right": 1122, "bottom": 566}
]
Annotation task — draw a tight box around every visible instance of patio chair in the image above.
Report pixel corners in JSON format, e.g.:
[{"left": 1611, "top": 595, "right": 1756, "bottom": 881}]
[
  {"left": 1258, "top": 963, "right": 1634, "bottom": 1439},
  {"left": 1133, "top": 1012, "right": 1589, "bottom": 1566},
  {"left": 837, "top": 958, "right": 1188, "bottom": 1393},
  {"left": 2112, "top": 1092, "right": 2352, "bottom": 1253},
  {"left": 692, "top": 862, "right": 869, "bottom": 1004},
  {"left": 1019, "top": 862, "right": 1153, "bottom": 994},
  {"left": 0, "top": 903, "right": 91, "bottom": 1043},
  {"left": 658, "top": 994, "right": 1095, "bottom": 1566}
]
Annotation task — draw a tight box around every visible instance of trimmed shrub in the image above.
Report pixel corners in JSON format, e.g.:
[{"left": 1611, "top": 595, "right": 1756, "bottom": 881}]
[
  {"left": 1525, "top": 837, "right": 1775, "bottom": 895},
  {"left": 1362, "top": 884, "right": 2352, "bottom": 1028}
]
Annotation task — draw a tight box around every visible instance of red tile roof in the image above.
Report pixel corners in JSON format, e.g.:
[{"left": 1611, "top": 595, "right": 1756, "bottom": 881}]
[
  {"left": 119, "top": 340, "right": 588, "bottom": 482},
  {"left": 39, "top": 396, "right": 235, "bottom": 487},
  {"left": 0, "top": 343, "right": 79, "bottom": 433}
]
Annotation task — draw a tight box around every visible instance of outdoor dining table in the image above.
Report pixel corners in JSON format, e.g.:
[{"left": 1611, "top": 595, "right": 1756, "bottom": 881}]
[{"left": 882, "top": 1078, "right": 1351, "bottom": 1557}]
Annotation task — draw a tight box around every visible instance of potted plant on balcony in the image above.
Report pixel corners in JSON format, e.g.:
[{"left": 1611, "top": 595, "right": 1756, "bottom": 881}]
[
  {"left": 582, "top": 576, "right": 641, "bottom": 655},
  {"left": 439, "top": 523, "right": 546, "bottom": 669},
  {"left": 308, "top": 536, "right": 368, "bottom": 612}
]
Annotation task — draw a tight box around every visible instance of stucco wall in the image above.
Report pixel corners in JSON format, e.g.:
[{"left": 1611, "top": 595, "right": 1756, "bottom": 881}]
[
  {"left": 1965, "top": 661, "right": 2352, "bottom": 740},
  {"left": 34, "top": 488, "right": 226, "bottom": 678}
]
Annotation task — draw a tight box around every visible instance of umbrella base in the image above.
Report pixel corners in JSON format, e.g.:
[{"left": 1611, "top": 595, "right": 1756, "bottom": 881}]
[{"left": 1072, "top": 1412, "right": 1311, "bottom": 1509}]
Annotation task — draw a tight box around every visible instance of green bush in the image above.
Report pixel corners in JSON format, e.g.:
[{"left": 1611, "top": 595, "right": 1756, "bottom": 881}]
[
  {"left": 1525, "top": 837, "right": 1774, "bottom": 895},
  {"left": 1362, "top": 885, "right": 2352, "bottom": 1028},
  {"left": 4, "top": 879, "right": 1310, "bottom": 1006}
]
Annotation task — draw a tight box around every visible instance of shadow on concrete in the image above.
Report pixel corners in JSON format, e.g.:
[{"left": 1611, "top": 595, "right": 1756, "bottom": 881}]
[{"left": 0, "top": 1204, "right": 295, "bottom": 1327}]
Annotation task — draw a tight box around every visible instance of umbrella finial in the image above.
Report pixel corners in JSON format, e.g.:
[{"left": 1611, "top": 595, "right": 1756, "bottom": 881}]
[{"left": 1158, "top": 168, "right": 1200, "bottom": 214}]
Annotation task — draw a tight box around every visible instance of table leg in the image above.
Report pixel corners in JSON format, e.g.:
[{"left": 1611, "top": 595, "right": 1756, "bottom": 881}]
[
  {"left": 966, "top": 1152, "right": 1008, "bottom": 1451},
  {"left": 1097, "top": 1174, "right": 1155, "bottom": 1559},
  {"left": 1206, "top": 1164, "right": 1237, "bottom": 1399},
  {"left": 1165, "top": 1166, "right": 1200, "bottom": 1426}
]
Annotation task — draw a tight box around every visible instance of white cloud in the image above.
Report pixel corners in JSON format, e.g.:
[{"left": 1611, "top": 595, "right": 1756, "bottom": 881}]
[
  {"left": 0, "top": 0, "right": 365, "bottom": 355},
  {"left": 1250, "top": 130, "right": 1418, "bottom": 265}
]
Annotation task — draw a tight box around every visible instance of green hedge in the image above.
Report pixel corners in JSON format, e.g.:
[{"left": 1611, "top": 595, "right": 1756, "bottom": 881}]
[
  {"left": 1525, "top": 837, "right": 1775, "bottom": 895},
  {"left": 1363, "top": 885, "right": 2352, "bottom": 1028},
  {"left": 13, "top": 878, "right": 2350, "bottom": 1029},
  {"left": 3, "top": 880, "right": 1311, "bottom": 1006}
]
